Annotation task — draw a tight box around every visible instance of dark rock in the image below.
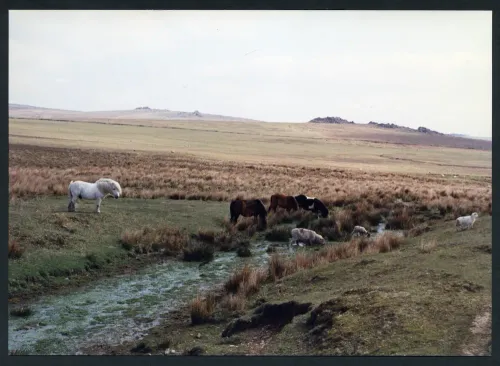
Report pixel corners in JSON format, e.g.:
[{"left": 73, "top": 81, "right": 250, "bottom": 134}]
[
  {"left": 236, "top": 246, "right": 252, "bottom": 257},
  {"left": 266, "top": 245, "right": 278, "bottom": 253},
  {"left": 221, "top": 300, "right": 313, "bottom": 338},
  {"left": 305, "top": 298, "right": 351, "bottom": 349},
  {"left": 184, "top": 346, "right": 205, "bottom": 356},
  {"left": 130, "top": 342, "right": 153, "bottom": 354},
  {"left": 309, "top": 116, "right": 355, "bottom": 124},
  {"left": 221, "top": 317, "right": 253, "bottom": 338},
  {"left": 307, "top": 299, "right": 349, "bottom": 328}
]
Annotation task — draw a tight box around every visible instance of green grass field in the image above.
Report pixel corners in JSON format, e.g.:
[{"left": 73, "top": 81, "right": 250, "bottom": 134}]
[
  {"left": 8, "top": 197, "right": 229, "bottom": 300},
  {"left": 112, "top": 217, "right": 491, "bottom": 356}
]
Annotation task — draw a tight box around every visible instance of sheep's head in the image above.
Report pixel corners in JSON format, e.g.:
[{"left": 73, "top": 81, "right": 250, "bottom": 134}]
[{"left": 471, "top": 212, "right": 479, "bottom": 219}]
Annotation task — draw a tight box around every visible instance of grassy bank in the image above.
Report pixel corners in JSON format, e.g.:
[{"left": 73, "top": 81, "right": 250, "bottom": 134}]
[
  {"left": 96, "top": 217, "right": 491, "bottom": 356},
  {"left": 8, "top": 196, "right": 229, "bottom": 302}
]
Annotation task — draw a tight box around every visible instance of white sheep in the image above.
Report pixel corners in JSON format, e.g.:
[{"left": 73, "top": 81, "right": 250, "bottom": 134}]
[
  {"left": 290, "top": 228, "right": 326, "bottom": 247},
  {"left": 456, "top": 212, "right": 479, "bottom": 231},
  {"left": 351, "top": 225, "right": 371, "bottom": 237}
]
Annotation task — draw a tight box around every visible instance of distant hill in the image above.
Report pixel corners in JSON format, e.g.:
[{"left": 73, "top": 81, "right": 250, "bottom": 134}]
[
  {"left": 8, "top": 104, "right": 262, "bottom": 123},
  {"left": 309, "top": 116, "right": 491, "bottom": 151},
  {"left": 449, "top": 133, "right": 491, "bottom": 141},
  {"left": 367, "top": 121, "right": 444, "bottom": 136}
]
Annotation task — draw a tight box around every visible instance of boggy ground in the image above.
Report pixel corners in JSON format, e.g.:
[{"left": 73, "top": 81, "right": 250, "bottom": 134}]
[{"left": 87, "top": 217, "right": 491, "bottom": 356}]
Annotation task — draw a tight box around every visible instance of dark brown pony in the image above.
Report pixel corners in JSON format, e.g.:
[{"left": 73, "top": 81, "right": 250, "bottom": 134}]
[
  {"left": 267, "top": 194, "right": 299, "bottom": 213},
  {"left": 230, "top": 199, "right": 267, "bottom": 229}
]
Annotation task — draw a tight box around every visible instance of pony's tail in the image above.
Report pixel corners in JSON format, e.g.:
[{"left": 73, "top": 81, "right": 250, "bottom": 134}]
[
  {"left": 229, "top": 201, "right": 235, "bottom": 222},
  {"left": 68, "top": 181, "right": 74, "bottom": 199}
]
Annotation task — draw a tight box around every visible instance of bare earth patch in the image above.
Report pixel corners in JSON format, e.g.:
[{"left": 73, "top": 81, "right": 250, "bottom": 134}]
[{"left": 461, "top": 305, "right": 492, "bottom": 356}]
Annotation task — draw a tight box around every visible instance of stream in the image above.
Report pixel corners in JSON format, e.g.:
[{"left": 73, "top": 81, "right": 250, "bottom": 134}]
[
  {"left": 8, "top": 241, "right": 290, "bottom": 355},
  {"left": 9, "top": 223, "right": 402, "bottom": 355}
]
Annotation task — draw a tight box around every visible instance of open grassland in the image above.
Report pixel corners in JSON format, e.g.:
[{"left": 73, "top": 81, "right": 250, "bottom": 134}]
[
  {"left": 88, "top": 217, "right": 492, "bottom": 356},
  {"left": 9, "top": 143, "right": 492, "bottom": 216},
  {"left": 9, "top": 118, "right": 491, "bottom": 175},
  {"left": 8, "top": 118, "right": 491, "bottom": 355}
]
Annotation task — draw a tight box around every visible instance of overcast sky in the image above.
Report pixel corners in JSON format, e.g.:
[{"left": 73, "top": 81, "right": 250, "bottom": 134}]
[{"left": 9, "top": 10, "right": 492, "bottom": 137}]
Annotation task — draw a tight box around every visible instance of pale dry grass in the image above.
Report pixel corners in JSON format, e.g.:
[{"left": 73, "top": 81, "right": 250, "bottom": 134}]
[
  {"left": 120, "top": 225, "right": 189, "bottom": 255},
  {"left": 189, "top": 293, "right": 217, "bottom": 325},
  {"left": 419, "top": 238, "right": 438, "bottom": 254},
  {"left": 9, "top": 145, "right": 492, "bottom": 221},
  {"left": 9, "top": 117, "right": 491, "bottom": 175}
]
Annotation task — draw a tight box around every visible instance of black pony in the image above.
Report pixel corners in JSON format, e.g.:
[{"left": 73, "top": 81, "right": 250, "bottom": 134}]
[
  {"left": 294, "top": 194, "right": 329, "bottom": 218},
  {"left": 230, "top": 198, "right": 268, "bottom": 229}
]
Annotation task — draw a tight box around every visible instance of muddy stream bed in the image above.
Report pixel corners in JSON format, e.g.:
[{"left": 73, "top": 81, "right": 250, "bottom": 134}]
[{"left": 8, "top": 241, "right": 294, "bottom": 355}]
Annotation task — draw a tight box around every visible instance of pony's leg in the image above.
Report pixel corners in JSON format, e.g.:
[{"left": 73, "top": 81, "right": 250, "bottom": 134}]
[
  {"left": 68, "top": 195, "right": 77, "bottom": 212},
  {"left": 96, "top": 198, "right": 103, "bottom": 213}
]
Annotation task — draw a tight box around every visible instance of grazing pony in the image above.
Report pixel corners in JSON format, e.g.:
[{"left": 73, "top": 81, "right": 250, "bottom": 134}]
[
  {"left": 267, "top": 194, "right": 299, "bottom": 213},
  {"left": 68, "top": 178, "right": 122, "bottom": 213},
  {"left": 230, "top": 199, "right": 267, "bottom": 229},
  {"left": 294, "top": 194, "right": 329, "bottom": 218}
]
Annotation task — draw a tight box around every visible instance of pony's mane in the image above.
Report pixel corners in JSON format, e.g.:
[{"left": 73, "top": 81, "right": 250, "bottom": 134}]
[{"left": 95, "top": 178, "right": 122, "bottom": 194}]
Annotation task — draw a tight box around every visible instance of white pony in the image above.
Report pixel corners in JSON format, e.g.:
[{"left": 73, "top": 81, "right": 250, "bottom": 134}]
[{"left": 68, "top": 178, "right": 122, "bottom": 213}]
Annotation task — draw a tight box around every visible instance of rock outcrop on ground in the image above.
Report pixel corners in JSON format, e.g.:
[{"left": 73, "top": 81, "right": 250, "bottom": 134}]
[
  {"left": 309, "top": 116, "right": 355, "bottom": 124},
  {"left": 221, "top": 301, "right": 313, "bottom": 338}
]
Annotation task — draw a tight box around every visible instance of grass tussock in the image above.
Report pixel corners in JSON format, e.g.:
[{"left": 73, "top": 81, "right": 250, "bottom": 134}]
[
  {"left": 309, "top": 217, "right": 342, "bottom": 241},
  {"left": 269, "top": 254, "right": 291, "bottom": 281},
  {"left": 120, "top": 225, "right": 189, "bottom": 255},
  {"left": 10, "top": 306, "right": 33, "bottom": 318},
  {"left": 407, "top": 223, "right": 432, "bottom": 237},
  {"left": 419, "top": 238, "right": 438, "bottom": 254},
  {"left": 372, "top": 232, "right": 404, "bottom": 253},
  {"left": 221, "top": 293, "right": 247, "bottom": 312},
  {"left": 386, "top": 207, "right": 415, "bottom": 230},
  {"left": 183, "top": 242, "right": 215, "bottom": 262},
  {"left": 195, "top": 229, "right": 217, "bottom": 244},
  {"left": 8, "top": 239, "right": 25, "bottom": 259},
  {"left": 268, "top": 210, "right": 310, "bottom": 227},
  {"left": 190, "top": 293, "right": 217, "bottom": 325},
  {"left": 224, "top": 265, "right": 267, "bottom": 296},
  {"left": 264, "top": 226, "right": 291, "bottom": 242}
]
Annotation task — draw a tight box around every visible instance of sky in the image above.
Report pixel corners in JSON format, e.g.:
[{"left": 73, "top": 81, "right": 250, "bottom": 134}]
[{"left": 9, "top": 10, "right": 492, "bottom": 137}]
